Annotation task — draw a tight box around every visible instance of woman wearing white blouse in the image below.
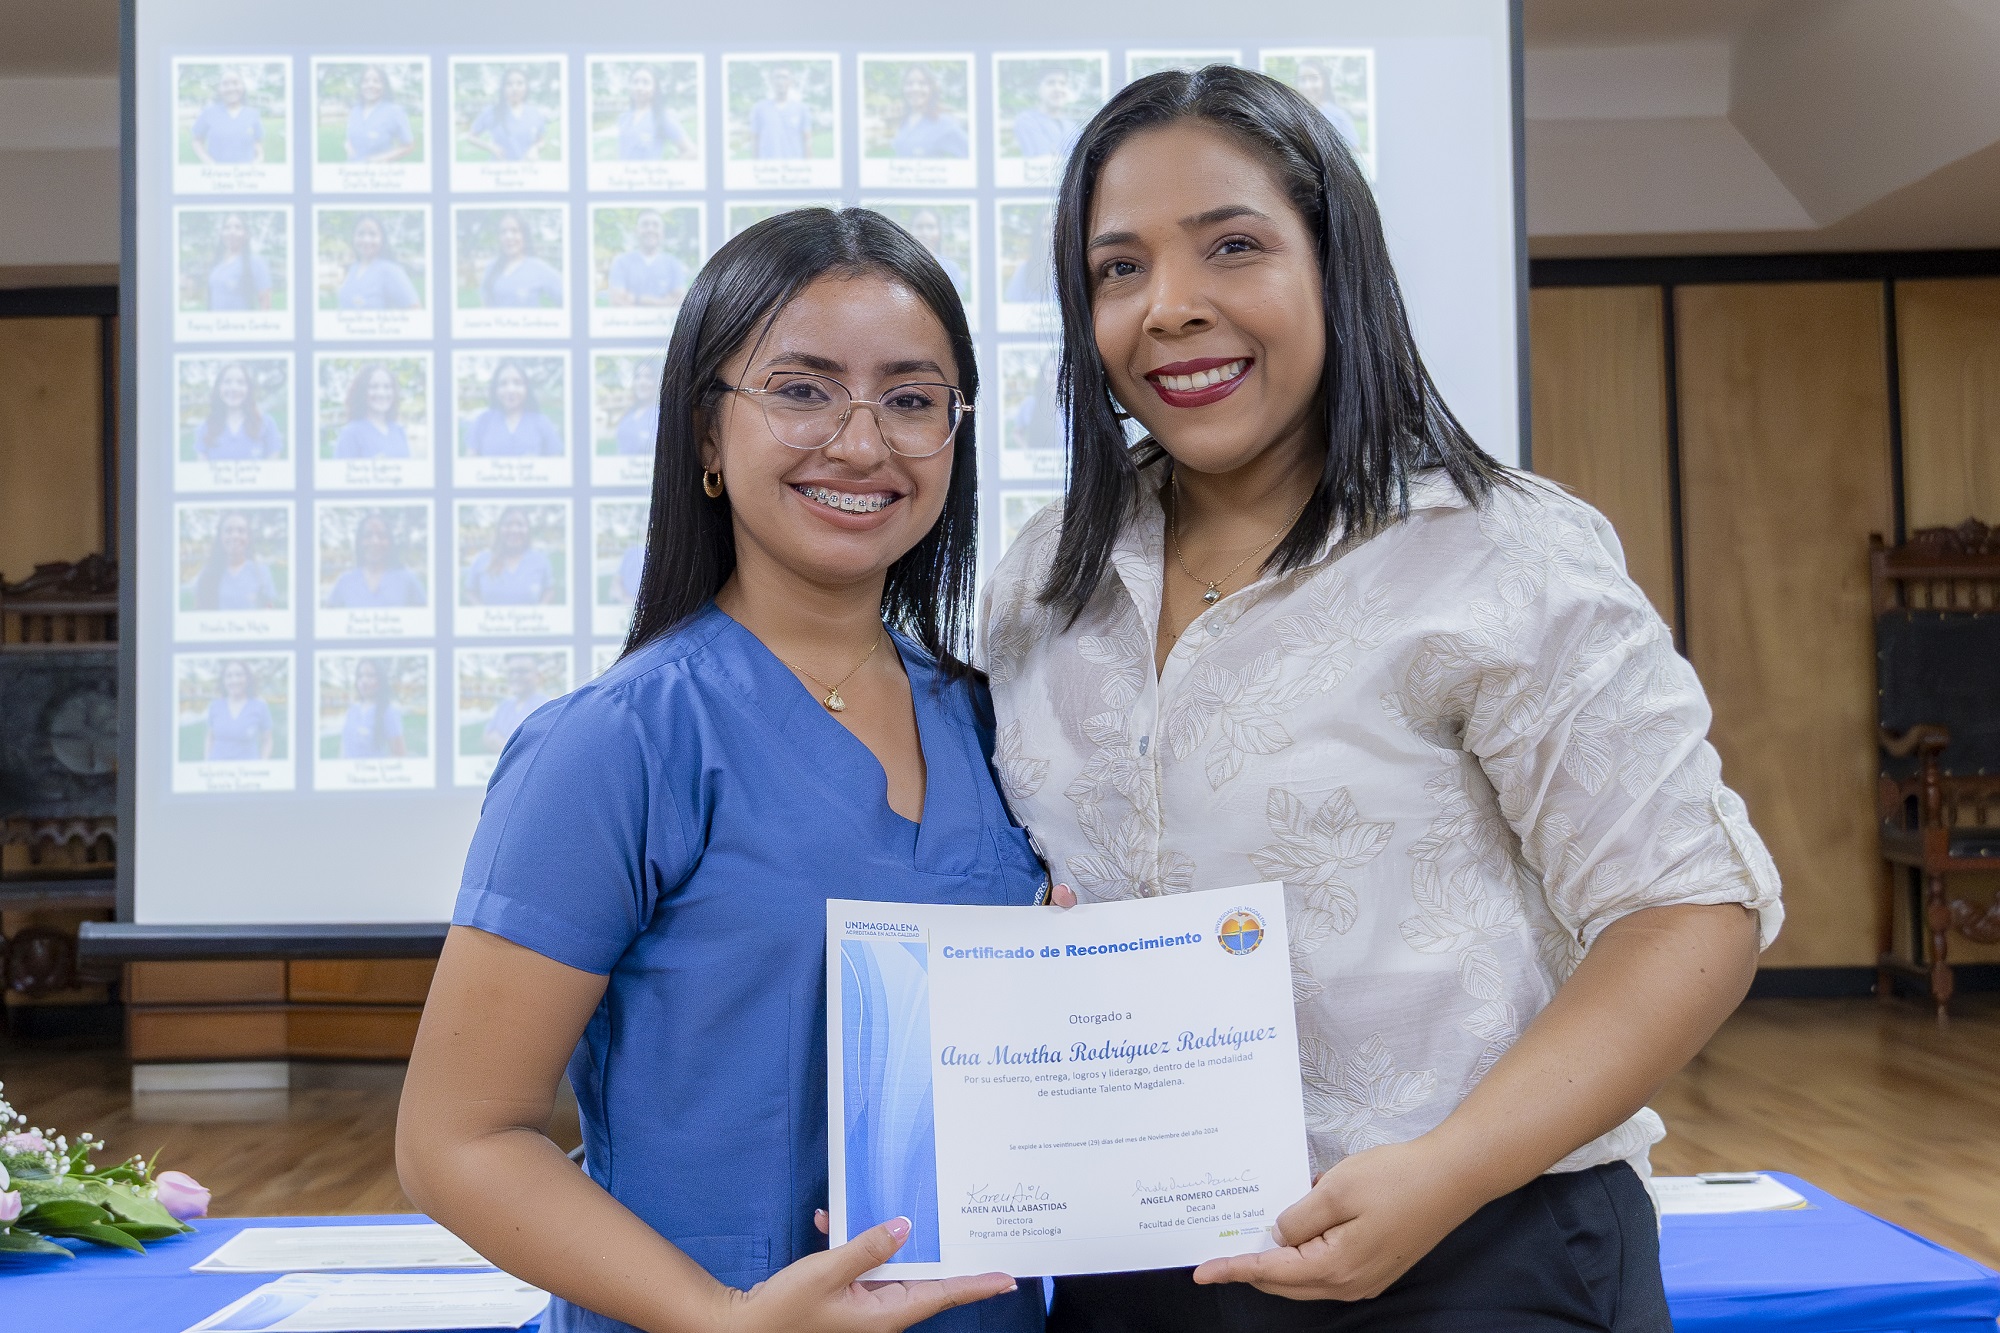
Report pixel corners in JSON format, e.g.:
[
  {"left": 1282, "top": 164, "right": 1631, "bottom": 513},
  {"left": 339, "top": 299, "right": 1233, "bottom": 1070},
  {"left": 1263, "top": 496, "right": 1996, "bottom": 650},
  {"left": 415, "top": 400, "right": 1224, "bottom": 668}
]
[{"left": 983, "top": 66, "right": 1782, "bottom": 1331}]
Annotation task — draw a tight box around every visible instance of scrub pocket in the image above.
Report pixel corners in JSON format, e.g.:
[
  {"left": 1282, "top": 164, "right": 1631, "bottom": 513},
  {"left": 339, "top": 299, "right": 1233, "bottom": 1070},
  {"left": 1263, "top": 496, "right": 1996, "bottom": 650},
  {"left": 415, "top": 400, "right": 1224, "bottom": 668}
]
[{"left": 673, "top": 1233, "right": 772, "bottom": 1289}]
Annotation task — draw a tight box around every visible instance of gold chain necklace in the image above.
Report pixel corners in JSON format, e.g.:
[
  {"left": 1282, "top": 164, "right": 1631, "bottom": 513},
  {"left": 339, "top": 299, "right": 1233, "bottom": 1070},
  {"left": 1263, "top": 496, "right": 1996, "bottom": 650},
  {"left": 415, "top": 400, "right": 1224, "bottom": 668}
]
[
  {"left": 1169, "top": 472, "right": 1314, "bottom": 605},
  {"left": 783, "top": 628, "right": 884, "bottom": 713}
]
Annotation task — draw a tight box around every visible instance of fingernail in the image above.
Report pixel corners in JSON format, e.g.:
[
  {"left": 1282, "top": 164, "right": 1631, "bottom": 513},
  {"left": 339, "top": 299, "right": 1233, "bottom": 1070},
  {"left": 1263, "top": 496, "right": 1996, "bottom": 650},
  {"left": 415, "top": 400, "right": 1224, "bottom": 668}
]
[
  {"left": 887, "top": 1217, "right": 912, "bottom": 1240},
  {"left": 1003, "top": 1281, "right": 1019, "bottom": 1293}
]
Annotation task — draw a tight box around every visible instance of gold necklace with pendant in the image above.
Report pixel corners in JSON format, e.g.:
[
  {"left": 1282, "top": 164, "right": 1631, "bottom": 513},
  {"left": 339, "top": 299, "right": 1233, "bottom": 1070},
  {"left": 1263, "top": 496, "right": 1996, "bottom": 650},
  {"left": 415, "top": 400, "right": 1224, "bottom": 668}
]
[
  {"left": 1169, "top": 472, "right": 1314, "bottom": 605},
  {"left": 783, "top": 628, "right": 884, "bottom": 713}
]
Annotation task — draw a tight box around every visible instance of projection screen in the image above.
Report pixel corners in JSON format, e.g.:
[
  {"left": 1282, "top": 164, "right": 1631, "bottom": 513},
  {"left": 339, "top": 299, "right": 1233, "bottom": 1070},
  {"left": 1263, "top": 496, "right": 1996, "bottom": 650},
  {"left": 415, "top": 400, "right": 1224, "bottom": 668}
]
[{"left": 122, "top": 0, "right": 1524, "bottom": 929}]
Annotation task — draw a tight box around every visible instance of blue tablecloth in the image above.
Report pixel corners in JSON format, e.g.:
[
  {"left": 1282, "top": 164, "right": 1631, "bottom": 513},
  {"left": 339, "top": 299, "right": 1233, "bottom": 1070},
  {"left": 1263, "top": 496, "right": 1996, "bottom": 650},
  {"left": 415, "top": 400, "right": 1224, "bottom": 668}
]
[{"left": 6, "top": 1175, "right": 1998, "bottom": 1332}]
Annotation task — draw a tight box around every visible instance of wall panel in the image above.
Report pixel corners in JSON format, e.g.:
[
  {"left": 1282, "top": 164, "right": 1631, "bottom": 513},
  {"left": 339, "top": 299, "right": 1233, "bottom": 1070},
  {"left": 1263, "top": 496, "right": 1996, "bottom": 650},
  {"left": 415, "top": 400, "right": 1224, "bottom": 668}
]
[
  {"left": 1529, "top": 285, "right": 1678, "bottom": 625},
  {"left": 1896, "top": 277, "right": 2000, "bottom": 530},
  {"left": 1675, "top": 282, "right": 1894, "bottom": 968},
  {"left": 0, "top": 315, "right": 101, "bottom": 580}
]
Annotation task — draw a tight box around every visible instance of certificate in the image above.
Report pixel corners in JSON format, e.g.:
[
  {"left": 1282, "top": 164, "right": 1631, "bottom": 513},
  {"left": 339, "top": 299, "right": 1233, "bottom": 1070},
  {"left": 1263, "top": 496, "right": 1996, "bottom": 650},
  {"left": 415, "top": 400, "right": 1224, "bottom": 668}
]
[{"left": 827, "top": 882, "right": 1310, "bottom": 1279}]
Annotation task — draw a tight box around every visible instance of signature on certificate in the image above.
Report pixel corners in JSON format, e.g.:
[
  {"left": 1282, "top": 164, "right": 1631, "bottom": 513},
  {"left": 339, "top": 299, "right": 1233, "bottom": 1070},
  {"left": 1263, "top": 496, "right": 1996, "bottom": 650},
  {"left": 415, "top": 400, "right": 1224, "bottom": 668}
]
[
  {"left": 1132, "top": 1169, "right": 1258, "bottom": 1198},
  {"left": 963, "top": 1182, "right": 1054, "bottom": 1207}
]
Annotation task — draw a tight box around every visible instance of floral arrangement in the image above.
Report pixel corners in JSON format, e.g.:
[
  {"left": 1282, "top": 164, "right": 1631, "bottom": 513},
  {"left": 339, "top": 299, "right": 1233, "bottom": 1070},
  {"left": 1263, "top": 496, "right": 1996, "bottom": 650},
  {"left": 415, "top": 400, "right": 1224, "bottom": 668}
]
[{"left": 0, "top": 1080, "right": 210, "bottom": 1258}]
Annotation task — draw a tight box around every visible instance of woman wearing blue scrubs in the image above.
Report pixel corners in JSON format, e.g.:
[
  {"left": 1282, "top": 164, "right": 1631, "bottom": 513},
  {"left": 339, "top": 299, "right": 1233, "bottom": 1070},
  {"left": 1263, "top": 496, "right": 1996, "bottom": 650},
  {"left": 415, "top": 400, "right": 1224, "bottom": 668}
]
[
  {"left": 191, "top": 70, "right": 264, "bottom": 165},
  {"left": 465, "top": 360, "right": 561, "bottom": 457},
  {"left": 328, "top": 512, "right": 425, "bottom": 610},
  {"left": 336, "top": 215, "right": 420, "bottom": 311},
  {"left": 465, "top": 67, "right": 549, "bottom": 162},
  {"left": 399, "top": 208, "right": 1044, "bottom": 1333},
  {"left": 462, "top": 505, "right": 556, "bottom": 606},
  {"left": 344, "top": 65, "right": 416, "bottom": 163},
  {"left": 615, "top": 65, "right": 692, "bottom": 161},
  {"left": 205, "top": 660, "right": 273, "bottom": 761},
  {"left": 205, "top": 213, "right": 272, "bottom": 312},
  {"left": 196, "top": 362, "right": 281, "bottom": 462},
  {"left": 190, "top": 510, "right": 279, "bottom": 612},
  {"left": 890, "top": 65, "right": 968, "bottom": 159},
  {"left": 479, "top": 212, "right": 564, "bottom": 309},
  {"left": 339, "top": 658, "right": 407, "bottom": 760},
  {"left": 333, "top": 364, "right": 413, "bottom": 460}
]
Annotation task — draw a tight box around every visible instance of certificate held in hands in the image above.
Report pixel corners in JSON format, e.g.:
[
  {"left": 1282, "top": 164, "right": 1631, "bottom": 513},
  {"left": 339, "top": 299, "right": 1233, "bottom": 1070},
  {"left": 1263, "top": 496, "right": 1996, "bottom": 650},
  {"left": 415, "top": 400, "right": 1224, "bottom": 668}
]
[{"left": 826, "top": 882, "right": 1311, "bottom": 1279}]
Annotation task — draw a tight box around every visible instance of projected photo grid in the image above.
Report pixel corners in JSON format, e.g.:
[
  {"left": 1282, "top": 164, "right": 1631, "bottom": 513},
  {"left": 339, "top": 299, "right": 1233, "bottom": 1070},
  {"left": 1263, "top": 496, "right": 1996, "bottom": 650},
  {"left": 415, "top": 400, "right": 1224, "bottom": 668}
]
[{"left": 160, "top": 46, "right": 1377, "bottom": 796}]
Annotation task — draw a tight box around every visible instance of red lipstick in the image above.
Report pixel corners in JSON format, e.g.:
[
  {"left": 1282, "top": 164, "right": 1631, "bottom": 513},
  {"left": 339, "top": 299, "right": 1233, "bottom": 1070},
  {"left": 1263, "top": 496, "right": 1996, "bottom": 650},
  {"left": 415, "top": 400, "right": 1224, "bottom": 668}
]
[{"left": 1144, "top": 356, "right": 1253, "bottom": 409}]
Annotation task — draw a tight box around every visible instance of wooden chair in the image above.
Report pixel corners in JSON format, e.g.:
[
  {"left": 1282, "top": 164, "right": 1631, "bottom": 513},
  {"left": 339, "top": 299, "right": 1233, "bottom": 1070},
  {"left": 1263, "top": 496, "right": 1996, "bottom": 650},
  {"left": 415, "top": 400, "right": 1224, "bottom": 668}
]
[{"left": 1872, "top": 520, "right": 2000, "bottom": 1017}]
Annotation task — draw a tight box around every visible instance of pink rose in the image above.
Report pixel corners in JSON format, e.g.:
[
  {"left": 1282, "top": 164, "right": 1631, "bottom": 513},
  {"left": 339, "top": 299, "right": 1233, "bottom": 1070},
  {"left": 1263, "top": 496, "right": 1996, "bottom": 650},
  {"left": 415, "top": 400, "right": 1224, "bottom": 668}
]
[
  {"left": 1, "top": 1131, "right": 49, "bottom": 1154},
  {"left": 0, "top": 1191, "right": 19, "bottom": 1225},
  {"left": 154, "top": 1170, "right": 210, "bottom": 1220}
]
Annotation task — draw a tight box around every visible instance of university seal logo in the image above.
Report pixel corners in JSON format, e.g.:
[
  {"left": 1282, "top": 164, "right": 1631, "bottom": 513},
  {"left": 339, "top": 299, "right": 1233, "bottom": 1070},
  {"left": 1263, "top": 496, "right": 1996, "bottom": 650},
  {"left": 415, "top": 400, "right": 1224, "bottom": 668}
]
[{"left": 1216, "top": 908, "right": 1265, "bottom": 956}]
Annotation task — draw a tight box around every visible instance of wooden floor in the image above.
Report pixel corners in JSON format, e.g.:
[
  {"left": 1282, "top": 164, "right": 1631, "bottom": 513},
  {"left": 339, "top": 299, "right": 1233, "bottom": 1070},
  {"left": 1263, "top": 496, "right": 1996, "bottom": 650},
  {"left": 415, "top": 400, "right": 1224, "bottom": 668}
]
[{"left": 2, "top": 996, "right": 1996, "bottom": 1266}]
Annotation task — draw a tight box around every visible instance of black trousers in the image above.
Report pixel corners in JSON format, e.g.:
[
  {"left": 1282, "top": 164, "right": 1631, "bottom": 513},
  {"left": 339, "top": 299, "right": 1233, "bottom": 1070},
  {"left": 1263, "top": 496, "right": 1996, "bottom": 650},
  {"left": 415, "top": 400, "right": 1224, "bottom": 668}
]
[{"left": 1048, "top": 1163, "right": 1672, "bottom": 1333}]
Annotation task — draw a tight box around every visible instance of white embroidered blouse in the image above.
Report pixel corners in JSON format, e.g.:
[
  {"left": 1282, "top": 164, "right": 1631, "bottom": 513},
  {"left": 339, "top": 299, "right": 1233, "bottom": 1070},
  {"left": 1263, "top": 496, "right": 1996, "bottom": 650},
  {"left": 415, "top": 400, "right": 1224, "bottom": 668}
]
[{"left": 980, "top": 464, "right": 1783, "bottom": 1179}]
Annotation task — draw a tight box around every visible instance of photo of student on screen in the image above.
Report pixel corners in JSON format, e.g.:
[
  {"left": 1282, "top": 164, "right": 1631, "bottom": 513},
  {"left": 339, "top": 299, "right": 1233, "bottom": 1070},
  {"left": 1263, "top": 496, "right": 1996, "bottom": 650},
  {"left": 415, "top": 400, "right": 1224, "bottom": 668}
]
[
  {"left": 339, "top": 657, "right": 409, "bottom": 760},
  {"left": 908, "top": 208, "right": 969, "bottom": 293},
  {"left": 205, "top": 659, "right": 274, "bottom": 762},
  {"left": 333, "top": 363, "right": 411, "bottom": 459},
  {"left": 603, "top": 208, "right": 690, "bottom": 308},
  {"left": 1294, "top": 60, "right": 1358, "bottom": 149},
  {"left": 1013, "top": 67, "right": 1081, "bottom": 159},
  {"left": 187, "top": 509, "right": 280, "bottom": 612},
  {"left": 465, "top": 360, "right": 560, "bottom": 458},
  {"left": 190, "top": 69, "right": 266, "bottom": 165},
  {"left": 748, "top": 65, "right": 813, "bottom": 159},
  {"left": 614, "top": 65, "right": 693, "bottom": 161},
  {"left": 484, "top": 652, "right": 555, "bottom": 752},
  {"left": 889, "top": 63, "right": 967, "bottom": 159},
  {"left": 342, "top": 64, "right": 418, "bottom": 164},
  {"left": 327, "top": 510, "right": 426, "bottom": 609},
  {"left": 194, "top": 361, "right": 283, "bottom": 461},
  {"left": 462, "top": 505, "right": 557, "bottom": 607},
  {"left": 200, "top": 212, "right": 272, "bottom": 312},
  {"left": 463, "top": 66, "right": 551, "bottom": 162},
  {"left": 329, "top": 213, "right": 421, "bottom": 312},
  {"left": 615, "top": 381, "right": 658, "bottom": 457},
  {"left": 485, "top": 212, "right": 563, "bottom": 309}
]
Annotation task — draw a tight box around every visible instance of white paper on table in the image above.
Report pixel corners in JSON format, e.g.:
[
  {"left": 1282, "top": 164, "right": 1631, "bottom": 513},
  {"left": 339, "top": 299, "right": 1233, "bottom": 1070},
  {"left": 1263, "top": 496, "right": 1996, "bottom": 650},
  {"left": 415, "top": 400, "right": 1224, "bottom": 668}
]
[
  {"left": 1654, "top": 1173, "right": 1809, "bottom": 1214},
  {"left": 192, "top": 1223, "right": 496, "bottom": 1273},
  {"left": 180, "top": 1272, "right": 547, "bottom": 1332},
  {"left": 827, "top": 882, "right": 1312, "bottom": 1280}
]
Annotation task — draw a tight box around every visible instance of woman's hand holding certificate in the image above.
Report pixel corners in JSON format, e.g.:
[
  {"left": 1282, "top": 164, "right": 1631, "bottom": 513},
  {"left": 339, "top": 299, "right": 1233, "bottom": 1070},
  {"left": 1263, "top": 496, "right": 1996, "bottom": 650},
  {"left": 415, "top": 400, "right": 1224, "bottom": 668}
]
[{"left": 826, "top": 883, "right": 1312, "bottom": 1279}]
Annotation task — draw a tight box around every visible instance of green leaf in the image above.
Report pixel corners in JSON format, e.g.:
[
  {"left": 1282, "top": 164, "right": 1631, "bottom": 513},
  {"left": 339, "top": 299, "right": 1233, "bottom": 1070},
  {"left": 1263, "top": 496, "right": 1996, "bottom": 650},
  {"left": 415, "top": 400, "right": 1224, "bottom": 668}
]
[
  {"left": 21, "top": 1200, "right": 111, "bottom": 1229},
  {"left": 110, "top": 1222, "right": 187, "bottom": 1242},
  {"left": 83, "top": 1181, "right": 183, "bottom": 1230},
  {"left": 0, "top": 1229, "right": 74, "bottom": 1257},
  {"left": 54, "top": 1222, "right": 146, "bottom": 1253}
]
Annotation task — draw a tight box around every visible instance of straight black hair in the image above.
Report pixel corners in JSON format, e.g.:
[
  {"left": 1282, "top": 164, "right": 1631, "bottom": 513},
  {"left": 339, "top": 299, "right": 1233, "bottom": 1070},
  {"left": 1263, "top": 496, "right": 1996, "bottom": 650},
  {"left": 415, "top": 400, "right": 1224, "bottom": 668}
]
[
  {"left": 623, "top": 207, "right": 981, "bottom": 674},
  {"left": 1040, "top": 65, "right": 1508, "bottom": 619}
]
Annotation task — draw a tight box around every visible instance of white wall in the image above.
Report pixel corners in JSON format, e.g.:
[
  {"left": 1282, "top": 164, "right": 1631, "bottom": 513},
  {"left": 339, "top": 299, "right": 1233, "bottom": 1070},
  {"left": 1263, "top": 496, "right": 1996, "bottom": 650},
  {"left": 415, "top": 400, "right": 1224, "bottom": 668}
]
[{"left": 0, "top": 77, "right": 119, "bottom": 268}]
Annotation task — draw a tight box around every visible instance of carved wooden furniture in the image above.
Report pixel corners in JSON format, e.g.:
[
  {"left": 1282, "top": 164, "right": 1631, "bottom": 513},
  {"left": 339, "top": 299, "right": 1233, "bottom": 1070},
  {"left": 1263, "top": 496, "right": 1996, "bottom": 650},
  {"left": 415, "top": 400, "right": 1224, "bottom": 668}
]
[
  {"left": 1872, "top": 519, "right": 2000, "bottom": 1016},
  {"left": 0, "top": 557, "right": 118, "bottom": 1012}
]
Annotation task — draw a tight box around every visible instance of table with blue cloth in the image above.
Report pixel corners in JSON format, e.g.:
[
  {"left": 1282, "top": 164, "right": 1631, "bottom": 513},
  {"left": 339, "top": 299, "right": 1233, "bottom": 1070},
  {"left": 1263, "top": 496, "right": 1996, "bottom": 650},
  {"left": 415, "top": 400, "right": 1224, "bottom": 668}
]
[{"left": 7, "top": 1176, "right": 1998, "bottom": 1332}]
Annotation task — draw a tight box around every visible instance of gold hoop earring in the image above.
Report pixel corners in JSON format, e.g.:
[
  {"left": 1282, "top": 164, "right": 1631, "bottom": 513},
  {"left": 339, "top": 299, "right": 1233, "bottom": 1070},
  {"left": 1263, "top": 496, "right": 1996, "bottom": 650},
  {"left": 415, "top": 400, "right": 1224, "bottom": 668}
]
[{"left": 701, "top": 468, "right": 724, "bottom": 499}]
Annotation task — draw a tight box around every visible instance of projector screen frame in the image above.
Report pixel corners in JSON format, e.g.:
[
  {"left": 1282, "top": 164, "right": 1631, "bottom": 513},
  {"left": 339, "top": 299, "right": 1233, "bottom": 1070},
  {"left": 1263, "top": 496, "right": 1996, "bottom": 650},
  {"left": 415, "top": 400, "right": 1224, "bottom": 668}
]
[{"left": 103, "top": 0, "right": 1532, "bottom": 962}]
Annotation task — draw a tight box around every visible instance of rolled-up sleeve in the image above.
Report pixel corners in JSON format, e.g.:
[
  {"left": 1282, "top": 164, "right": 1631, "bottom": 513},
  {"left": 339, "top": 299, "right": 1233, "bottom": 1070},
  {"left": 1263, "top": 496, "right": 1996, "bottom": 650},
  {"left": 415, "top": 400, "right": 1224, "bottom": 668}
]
[{"left": 1467, "top": 503, "right": 1784, "bottom": 954}]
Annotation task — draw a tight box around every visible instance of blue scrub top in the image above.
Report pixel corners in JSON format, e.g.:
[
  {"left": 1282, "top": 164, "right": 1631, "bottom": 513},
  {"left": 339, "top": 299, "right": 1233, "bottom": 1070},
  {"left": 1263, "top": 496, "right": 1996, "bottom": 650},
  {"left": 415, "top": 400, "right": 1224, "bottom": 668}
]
[
  {"left": 893, "top": 113, "right": 968, "bottom": 159},
  {"left": 333, "top": 419, "right": 410, "bottom": 459},
  {"left": 464, "top": 548, "right": 554, "bottom": 605},
  {"left": 206, "top": 696, "right": 272, "bottom": 760},
  {"left": 467, "top": 409, "right": 560, "bottom": 457},
  {"left": 614, "top": 405, "right": 657, "bottom": 457},
  {"left": 484, "top": 257, "right": 563, "bottom": 308},
  {"left": 484, "top": 690, "right": 549, "bottom": 746},
  {"left": 197, "top": 560, "right": 278, "bottom": 611},
  {"left": 607, "top": 250, "right": 689, "bottom": 303},
  {"left": 207, "top": 254, "right": 272, "bottom": 311},
  {"left": 192, "top": 102, "right": 263, "bottom": 163},
  {"left": 346, "top": 101, "right": 413, "bottom": 160},
  {"left": 340, "top": 702, "right": 405, "bottom": 758},
  {"left": 338, "top": 258, "right": 420, "bottom": 310},
  {"left": 749, "top": 98, "right": 812, "bottom": 158},
  {"left": 617, "top": 106, "right": 690, "bottom": 160},
  {"left": 328, "top": 566, "right": 425, "bottom": 608},
  {"left": 1011, "top": 109, "right": 1076, "bottom": 159},
  {"left": 471, "top": 103, "right": 548, "bottom": 160},
  {"left": 198, "top": 415, "right": 282, "bottom": 461},
  {"left": 453, "top": 605, "right": 1048, "bottom": 1333}
]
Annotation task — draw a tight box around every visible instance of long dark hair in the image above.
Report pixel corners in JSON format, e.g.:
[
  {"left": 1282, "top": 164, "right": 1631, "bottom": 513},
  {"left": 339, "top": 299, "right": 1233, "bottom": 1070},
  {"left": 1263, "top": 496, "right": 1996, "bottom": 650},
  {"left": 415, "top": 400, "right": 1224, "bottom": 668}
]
[
  {"left": 353, "top": 657, "right": 395, "bottom": 755},
  {"left": 623, "top": 206, "right": 980, "bottom": 675},
  {"left": 195, "top": 509, "right": 257, "bottom": 610},
  {"left": 481, "top": 212, "right": 535, "bottom": 304},
  {"left": 344, "top": 362, "right": 401, "bottom": 423},
  {"left": 202, "top": 361, "right": 266, "bottom": 448},
  {"left": 1039, "top": 65, "right": 1506, "bottom": 619}
]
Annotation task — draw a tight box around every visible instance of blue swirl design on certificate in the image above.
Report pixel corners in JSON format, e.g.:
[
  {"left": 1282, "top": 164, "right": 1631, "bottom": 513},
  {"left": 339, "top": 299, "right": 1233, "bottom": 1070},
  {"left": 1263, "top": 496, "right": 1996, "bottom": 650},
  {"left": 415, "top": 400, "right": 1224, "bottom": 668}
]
[{"left": 840, "top": 938, "right": 942, "bottom": 1262}]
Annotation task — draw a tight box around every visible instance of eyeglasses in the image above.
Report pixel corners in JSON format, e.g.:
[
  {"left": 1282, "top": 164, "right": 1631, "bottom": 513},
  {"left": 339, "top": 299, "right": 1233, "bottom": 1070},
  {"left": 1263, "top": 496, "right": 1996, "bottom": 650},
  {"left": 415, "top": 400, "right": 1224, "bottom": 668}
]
[{"left": 719, "top": 371, "right": 971, "bottom": 459}]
